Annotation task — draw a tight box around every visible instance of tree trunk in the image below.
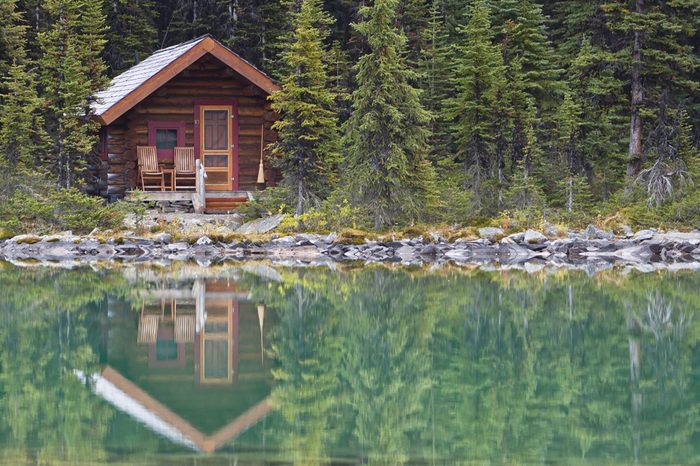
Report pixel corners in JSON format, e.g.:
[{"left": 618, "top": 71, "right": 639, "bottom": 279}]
[{"left": 626, "top": 0, "right": 644, "bottom": 178}]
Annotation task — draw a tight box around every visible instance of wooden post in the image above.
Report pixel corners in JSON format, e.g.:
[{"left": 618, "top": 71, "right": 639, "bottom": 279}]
[{"left": 194, "top": 159, "right": 207, "bottom": 213}]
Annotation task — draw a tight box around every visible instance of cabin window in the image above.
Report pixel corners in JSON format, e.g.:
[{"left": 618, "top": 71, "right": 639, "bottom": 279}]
[
  {"left": 203, "top": 110, "right": 229, "bottom": 150},
  {"left": 147, "top": 121, "right": 186, "bottom": 160},
  {"left": 155, "top": 129, "right": 178, "bottom": 150},
  {"left": 156, "top": 339, "right": 178, "bottom": 361}
]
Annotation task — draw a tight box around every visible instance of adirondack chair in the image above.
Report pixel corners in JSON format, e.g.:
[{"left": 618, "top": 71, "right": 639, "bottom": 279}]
[
  {"left": 137, "top": 146, "right": 164, "bottom": 191},
  {"left": 174, "top": 147, "right": 196, "bottom": 190}
]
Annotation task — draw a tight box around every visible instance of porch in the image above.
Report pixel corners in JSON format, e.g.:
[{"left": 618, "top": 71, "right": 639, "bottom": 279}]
[{"left": 127, "top": 160, "right": 255, "bottom": 213}]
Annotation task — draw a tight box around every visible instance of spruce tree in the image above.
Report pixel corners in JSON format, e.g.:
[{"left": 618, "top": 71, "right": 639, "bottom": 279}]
[
  {"left": 103, "top": 0, "right": 158, "bottom": 74},
  {"left": 420, "top": 0, "right": 451, "bottom": 163},
  {"left": 38, "top": 0, "right": 108, "bottom": 188},
  {"left": 271, "top": 0, "right": 340, "bottom": 216},
  {"left": 0, "top": 0, "right": 47, "bottom": 175},
  {"left": 569, "top": 36, "right": 627, "bottom": 195},
  {"left": 444, "top": 0, "right": 506, "bottom": 211},
  {"left": 0, "top": 63, "right": 48, "bottom": 172},
  {"left": 601, "top": 0, "right": 698, "bottom": 178},
  {"left": 343, "top": 0, "right": 437, "bottom": 229},
  {"left": 554, "top": 91, "right": 589, "bottom": 216},
  {"left": 0, "top": 0, "right": 27, "bottom": 77}
]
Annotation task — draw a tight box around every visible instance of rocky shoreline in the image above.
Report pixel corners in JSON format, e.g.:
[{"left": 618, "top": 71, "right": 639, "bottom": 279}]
[{"left": 4, "top": 224, "right": 700, "bottom": 272}]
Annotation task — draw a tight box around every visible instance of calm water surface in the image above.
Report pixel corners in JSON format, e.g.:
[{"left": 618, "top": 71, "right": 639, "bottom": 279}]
[{"left": 0, "top": 262, "right": 699, "bottom": 465}]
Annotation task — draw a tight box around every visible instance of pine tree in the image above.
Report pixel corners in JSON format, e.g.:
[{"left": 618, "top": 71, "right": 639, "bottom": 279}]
[
  {"left": 343, "top": 0, "right": 437, "bottom": 229},
  {"left": 103, "top": 0, "right": 158, "bottom": 74},
  {"left": 420, "top": 0, "right": 452, "bottom": 163},
  {"left": 219, "top": 0, "right": 294, "bottom": 79},
  {"left": 601, "top": 0, "right": 698, "bottom": 178},
  {"left": 0, "top": 0, "right": 28, "bottom": 77},
  {"left": 0, "top": 62, "right": 48, "bottom": 172},
  {"left": 567, "top": 36, "right": 627, "bottom": 198},
  {"left": 554, "top": 90, "right": 589, "bottom": 215},
  {"left": 0, "top": 0, "right": 47, "bottom": 175},
  {"left": 271, "top": 0, "right": 340, "bottom": 216},
  {"left": 444, "top": 0, "right": 506, "bottom": 211},
  {"left": 38, "top": 0, "right": 108, "bottom": 188},
  {"left": 494, "top": 0, "right": 561, "bottom": 104}
]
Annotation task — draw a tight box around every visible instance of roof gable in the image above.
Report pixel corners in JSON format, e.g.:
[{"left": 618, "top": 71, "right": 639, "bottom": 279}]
[
  {"left": 86, "top": 366, "right": 272, "bottom": 453},
  {"left": 93, "top": 35, "right": 279, "bottom": 125}
]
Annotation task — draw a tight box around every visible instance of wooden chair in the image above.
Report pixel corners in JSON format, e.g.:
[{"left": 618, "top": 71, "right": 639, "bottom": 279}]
[
  {"left": 174, "top": 147, "right": 196, "bottom": 191},
  {"left": 137, "top": 146, "right": 164, "bottom": 191}
]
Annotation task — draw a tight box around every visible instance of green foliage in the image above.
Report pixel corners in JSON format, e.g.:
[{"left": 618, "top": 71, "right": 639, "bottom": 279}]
[
  {"left": 0, "top": 175, "right": 125, "bottom": 234},
  {"left": 444, "top": 1, "right": 507, "bottom": 212},
  {"left": 38, "top": 0, "right": 108, "bottom": 188},
  {"left": 343, "top": 0, "right": 438, "bottom": 229},
  {"left": 103, "top": 0, "right": 158, "bottom": 74},
  {"left": 271, "top": 0, "right": 341, "bottom": 216}
]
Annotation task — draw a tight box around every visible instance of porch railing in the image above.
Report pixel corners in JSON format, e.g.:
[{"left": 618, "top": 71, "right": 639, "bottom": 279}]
[{"left": 193, "top": 159, "right": 207, "bottom": 213}]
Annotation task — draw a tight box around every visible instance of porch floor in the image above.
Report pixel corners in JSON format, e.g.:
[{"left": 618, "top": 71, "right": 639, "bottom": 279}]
[{"left": 125, "top": 190, "right": 253, "bottom": 214}]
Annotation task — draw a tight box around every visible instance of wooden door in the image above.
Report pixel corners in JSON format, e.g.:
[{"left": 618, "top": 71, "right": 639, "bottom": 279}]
[{"left": 200, "top": 105, "right": 233, "bottom": 191}]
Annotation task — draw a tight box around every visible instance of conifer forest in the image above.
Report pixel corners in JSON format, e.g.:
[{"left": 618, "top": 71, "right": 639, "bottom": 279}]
[{"left": 0, "top": 0, "right": 698, "bottom": 231}]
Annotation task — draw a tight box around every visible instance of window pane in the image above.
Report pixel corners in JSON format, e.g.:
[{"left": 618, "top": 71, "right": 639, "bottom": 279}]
[
  {"left": 204, "top": 154, "right": 228, "bottom": 168},
  {"left": 204, "top": 340, "right": 228, "bottom": 378},
  {"left": 204, "top": 110, "right": 228, "bottom": 150},
  {"left": 156, "top": 129, "right": 178, "bottom": 150}
]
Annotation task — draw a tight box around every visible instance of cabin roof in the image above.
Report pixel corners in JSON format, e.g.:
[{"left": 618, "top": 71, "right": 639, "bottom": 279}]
[
  {"left": 84, "top": 366, "right": 272, "bottom": 453},
  {"left": 92, "top": 35, "right": 279, "bottom": 125}
]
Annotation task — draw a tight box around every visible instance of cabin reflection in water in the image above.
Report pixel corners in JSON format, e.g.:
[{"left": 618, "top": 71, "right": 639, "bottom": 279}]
[{"left": 94, "top": 277, "right": 273, "bottom": 453}]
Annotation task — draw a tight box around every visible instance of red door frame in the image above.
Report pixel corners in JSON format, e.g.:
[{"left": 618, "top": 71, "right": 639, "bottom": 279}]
[
  {"left": 147, "top": 121, "right": 186, "bottom": 161},
  {"left": 193, "top": 99, "right": 239, "bottom": 190}
]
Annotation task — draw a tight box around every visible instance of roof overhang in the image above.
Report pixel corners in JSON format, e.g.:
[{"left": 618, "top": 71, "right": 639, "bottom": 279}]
[{"left": 95, "top": 36, "right": 280, "bottom": 126}]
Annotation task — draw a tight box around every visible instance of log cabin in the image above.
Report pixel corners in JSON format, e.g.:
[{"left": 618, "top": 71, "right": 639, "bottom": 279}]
[{"left": 92, "top": 35, "right": 281, "bottom": 212}]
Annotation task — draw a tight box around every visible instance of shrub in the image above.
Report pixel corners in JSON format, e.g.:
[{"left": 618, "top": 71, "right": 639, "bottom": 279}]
[{"left": 0, "top": 187, "right": 125, "bottom": 234}]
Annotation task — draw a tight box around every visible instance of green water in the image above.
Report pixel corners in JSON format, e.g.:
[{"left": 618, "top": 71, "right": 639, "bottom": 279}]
[{"left": 0, "top": 262, "right": 699, "bottom": 465}]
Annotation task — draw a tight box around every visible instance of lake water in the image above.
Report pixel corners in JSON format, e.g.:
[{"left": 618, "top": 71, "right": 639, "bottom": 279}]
[{"left": 0, "top": 261, "right": 699, "bottom": 465}]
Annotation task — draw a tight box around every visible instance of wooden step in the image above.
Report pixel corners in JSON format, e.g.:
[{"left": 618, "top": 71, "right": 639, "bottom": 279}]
[{"left": 204, "top": 196, "right": 248, "bottom": 214}]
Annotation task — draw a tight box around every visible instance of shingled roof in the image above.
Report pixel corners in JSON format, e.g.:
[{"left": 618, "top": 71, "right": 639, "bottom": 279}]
[{"left": 92, "top": 35, "right": 279, "bottom": 125}]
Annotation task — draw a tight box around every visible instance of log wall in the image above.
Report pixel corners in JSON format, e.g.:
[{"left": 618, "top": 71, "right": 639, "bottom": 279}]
[{"left": 103, "top": 55, "right": 280, "bottom": 197}]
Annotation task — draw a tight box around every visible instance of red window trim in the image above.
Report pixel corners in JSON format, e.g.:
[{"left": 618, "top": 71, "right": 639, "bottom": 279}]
[
  {"left": 147, "top": 121, "right": 186, "bottom": 160},
  {"left": 193, "top": 99, "right": 239, "bottom": 190}
]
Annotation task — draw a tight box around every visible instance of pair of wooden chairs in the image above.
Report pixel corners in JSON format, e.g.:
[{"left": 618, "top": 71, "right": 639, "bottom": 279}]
[{"left": 137, "top": 146, "right": 197, "bottom": 191}]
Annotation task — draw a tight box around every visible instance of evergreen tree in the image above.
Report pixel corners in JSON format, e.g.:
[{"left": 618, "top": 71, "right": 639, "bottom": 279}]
[
  {"left": 38, "top": 0, "right": 108, "bottom": 188},
  {"left": 495, "top": 0, "right": 561, "bottom": 104},
  {"left": 0, "top": 63, "right": 48, "bottom": 172},
  {"left": 444, "top": 0, "right": 506, "bottom": 211},
  {"left": 554, "top": 91, "right": 595, "bottom": 217},
  {"left": 271, "top": 0, "right": 340, "bottom": 216},
  {"left": 0, "top": 0, "right": 28, "bottom": 77},
  {"left": 343, "top": 0, "right": 437, "bottom": 229},
  {"left": 420, "top": 0, "right": 452, "bottom": 163},
  {"left": 0, "top": 0, "right": 47, "bottom": 175},
  {"left": 566, "top": 35, "right": 627, "bottom": 198},
  {"left": 103, "top": 0, "right": 158, "bottom": 74},
  {"left": 601, "top": 0, "right": 698, "bottom": 178}
]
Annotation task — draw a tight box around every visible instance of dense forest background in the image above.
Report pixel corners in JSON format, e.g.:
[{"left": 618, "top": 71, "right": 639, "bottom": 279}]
[{"left": 0, "top": 0, "right": 698, "bottom": 231}]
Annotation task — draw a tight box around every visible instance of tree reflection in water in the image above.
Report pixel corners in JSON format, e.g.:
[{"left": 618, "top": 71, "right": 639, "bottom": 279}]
[{"left": 0, "top": 264, "right": 699, "bottom": 465}]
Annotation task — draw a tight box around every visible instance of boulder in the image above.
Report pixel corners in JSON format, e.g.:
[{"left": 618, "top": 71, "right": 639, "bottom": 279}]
[
  {"left": 7, "top": 234, "right": 42, "bottom": 244},
  {"left": 584, "top": 224, "right": 613, "bottom": 240},
  {"left": 195, "top": 236, "right": 213, "bottom": 246},
  {"left": 633, "top": 229, "right": 656, "bottom": 242},
  {"left": 478, "top": 227, "right": 504, "bottom": 241},
  {"left": 419, "top": 244, "right": 441, "bottom": 256},
  {"left": 524, "top": 229, "right": 547, "bottom": 244},
  {"left": 153, "top": 232, "right": 172, "bottom": 244},
  {"left": 236, "top": 214, "right": 285, "bottom": 235},
  {"left": 618, "top": 224, "right": 634, "bottom": 238}
]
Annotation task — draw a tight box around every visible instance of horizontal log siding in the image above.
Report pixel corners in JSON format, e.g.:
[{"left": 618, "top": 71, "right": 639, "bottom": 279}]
[{"left": 104, "top": 56, "right": 279, "bottom": 196}]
